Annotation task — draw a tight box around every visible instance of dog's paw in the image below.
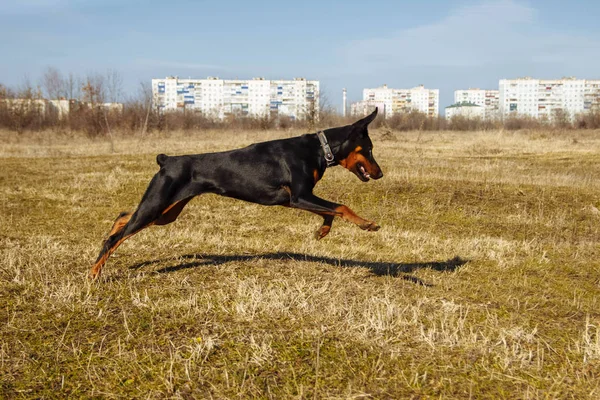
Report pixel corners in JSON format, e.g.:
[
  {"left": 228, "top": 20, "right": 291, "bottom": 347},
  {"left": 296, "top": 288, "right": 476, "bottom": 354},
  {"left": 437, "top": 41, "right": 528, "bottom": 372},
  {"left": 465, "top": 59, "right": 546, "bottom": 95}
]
[
  {"left": 360, "top": 221, "right": 380, "bottom": 231},
  {"left": 89, "top": 264, "right": 102, "bottom": 280},
  {"left": 315, "top": 225, "right": 331, "bottom": 240}
]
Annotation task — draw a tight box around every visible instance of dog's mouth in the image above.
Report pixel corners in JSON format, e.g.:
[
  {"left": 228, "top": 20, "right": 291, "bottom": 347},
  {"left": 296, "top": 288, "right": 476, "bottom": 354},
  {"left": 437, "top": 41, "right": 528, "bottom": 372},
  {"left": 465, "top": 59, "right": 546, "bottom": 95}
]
[{"left": 356, "top": 163, "right": 371, "bottom": 182}]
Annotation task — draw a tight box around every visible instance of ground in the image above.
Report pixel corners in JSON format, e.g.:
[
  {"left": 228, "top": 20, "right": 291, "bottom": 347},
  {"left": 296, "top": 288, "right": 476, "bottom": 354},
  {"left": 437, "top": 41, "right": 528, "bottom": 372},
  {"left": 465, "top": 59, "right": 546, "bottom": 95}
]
[{"left": 1, "top": 128, "right": 600, "bottom": 399}]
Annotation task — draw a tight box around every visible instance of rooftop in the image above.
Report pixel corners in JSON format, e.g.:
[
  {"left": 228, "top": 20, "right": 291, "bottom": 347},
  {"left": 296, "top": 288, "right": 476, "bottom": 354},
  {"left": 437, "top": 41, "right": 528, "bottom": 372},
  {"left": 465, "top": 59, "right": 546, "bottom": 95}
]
[{"left": 445, "top": 101, "right": 481, "bottom": 109}]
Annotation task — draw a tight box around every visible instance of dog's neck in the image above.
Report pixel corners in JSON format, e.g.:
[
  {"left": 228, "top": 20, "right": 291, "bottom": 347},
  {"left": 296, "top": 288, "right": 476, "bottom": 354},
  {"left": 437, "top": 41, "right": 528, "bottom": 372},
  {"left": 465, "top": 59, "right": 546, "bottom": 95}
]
[
  {"left": 316, "top": 130, "right": 335, "bottom": 166},
  {"left": 315, "top": 126, "right": 353, "bottom": 166}
]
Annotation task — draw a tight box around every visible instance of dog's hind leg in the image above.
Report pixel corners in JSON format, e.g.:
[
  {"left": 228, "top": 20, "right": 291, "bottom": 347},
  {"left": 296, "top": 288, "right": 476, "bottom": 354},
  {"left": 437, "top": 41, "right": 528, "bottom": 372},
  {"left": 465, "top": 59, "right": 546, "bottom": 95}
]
[
  {"left": 155, "top": 196, "right": 194, "bottom": 226},
  {"left": 90, "top": 205, "right": 163, "bottom": 279},
  {"left": 108, "top": 211, "right": 133, "bottom": 236},
  {"left": 90, "top": 172, "right": 193, "bottom": 279}
]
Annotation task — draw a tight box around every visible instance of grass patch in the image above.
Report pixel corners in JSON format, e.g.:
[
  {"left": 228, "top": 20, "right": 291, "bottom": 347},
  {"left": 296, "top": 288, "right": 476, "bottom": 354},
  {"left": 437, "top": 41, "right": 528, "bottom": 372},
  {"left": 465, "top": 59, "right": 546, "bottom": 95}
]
[{"left": 1, "top": 129, "right": 600, "bottom": 398}]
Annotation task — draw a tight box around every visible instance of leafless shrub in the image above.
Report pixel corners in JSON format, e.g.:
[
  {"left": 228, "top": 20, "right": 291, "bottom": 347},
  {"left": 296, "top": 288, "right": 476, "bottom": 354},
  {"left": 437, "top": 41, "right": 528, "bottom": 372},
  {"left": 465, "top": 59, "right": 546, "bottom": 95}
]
[
  {"left": 502, "top": 115, "right": 545, "bottom": 131},
  {"left": 575, "top": 111, "right": 600, "bottom": 129},
  {"left": 447, "top": 115, "right": 502, "bottom": 131},
  {"left": 0, "top": 82, "right": 15, "bottom": 99},
  {"left": 0, "top": 79, "right": 54, "bottom": 133},
  {"left": 384, "top": 110, "right": 446, "bottom": 131},
  {"left": 41, "top": 66, "right": 65, "bottom": 100},
  {"left": 2, "top": 68, "right": 600, "bottom": 136},
  {"left": 552, "top": 109, "right": 573, "bottom": 130}
]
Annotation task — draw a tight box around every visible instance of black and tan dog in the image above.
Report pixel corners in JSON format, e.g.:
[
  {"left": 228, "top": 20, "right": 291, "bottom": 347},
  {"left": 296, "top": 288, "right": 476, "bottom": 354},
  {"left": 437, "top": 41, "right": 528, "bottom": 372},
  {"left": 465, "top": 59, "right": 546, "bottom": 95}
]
[{"left": 90, "top": 108, "right": 383, "bottom": 279}]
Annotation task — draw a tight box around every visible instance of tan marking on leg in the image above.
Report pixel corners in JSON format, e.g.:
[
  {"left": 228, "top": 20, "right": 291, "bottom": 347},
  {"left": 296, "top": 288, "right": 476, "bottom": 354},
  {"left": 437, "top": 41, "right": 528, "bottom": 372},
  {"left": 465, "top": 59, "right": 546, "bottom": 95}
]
[
  {"left": 334, "top": 205, "right": 380, "bottom": 231},
  {"left": 307, "top": 212, "right": 334, "bottom": 240},
  {"left": 89, "top": 222, "right": 155, "bottom": 280},
  {"left": 162, "top": 202, "right": 180, "bottom": 214},
  {"left": 155, "top": 198, "right": 193, "bottom": 226},
  {"left": 108, "top": 212, "right": 132, "bottom": 236},
  {"left": 315, "top": 223, "right": 331, "bottom": 240},
  {"left": 90, "top": 234, "right": 132, "bottom": 279}
]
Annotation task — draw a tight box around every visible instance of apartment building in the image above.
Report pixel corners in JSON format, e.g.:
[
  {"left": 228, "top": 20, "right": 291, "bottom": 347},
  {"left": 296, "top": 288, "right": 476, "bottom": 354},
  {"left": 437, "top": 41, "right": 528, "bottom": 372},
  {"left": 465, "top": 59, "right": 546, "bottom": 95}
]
[
  {"left": 454, "top": 89, "right": 500, "bottom": 118},
  {"left": 355, "top": 84, "right": 439, "bottom": 117},
  {"left": 350, "top": 100, "right": 385, "bottom": 118},
  {"left": 152, "top": 76, "right": 319, "bottom": 120},
  {"left": 445, "top": 102, "right": 484, "bottom": 120},
  {"left": 584, "top": 80, "right": 600, "bottom": 113},
  {"left": 499, "top": 77, "right": 600, "bottom": 120},
  {"left": 0, "top": 98, "right": 122, "bottom": 119}
]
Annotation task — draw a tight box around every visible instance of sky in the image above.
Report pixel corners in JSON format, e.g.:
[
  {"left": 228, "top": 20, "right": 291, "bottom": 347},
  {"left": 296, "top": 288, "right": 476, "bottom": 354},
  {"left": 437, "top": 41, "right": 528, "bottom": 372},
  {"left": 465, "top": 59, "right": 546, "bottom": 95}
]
[{"left": 1, "top": 0, "right": 600, "bottom": 112}]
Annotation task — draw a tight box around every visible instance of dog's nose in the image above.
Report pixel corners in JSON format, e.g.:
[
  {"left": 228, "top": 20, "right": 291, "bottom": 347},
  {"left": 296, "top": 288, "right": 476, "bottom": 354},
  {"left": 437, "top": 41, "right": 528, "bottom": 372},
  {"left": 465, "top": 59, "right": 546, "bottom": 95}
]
[{"left": 373, "top": 170, "right": 383, "bottom": 180}]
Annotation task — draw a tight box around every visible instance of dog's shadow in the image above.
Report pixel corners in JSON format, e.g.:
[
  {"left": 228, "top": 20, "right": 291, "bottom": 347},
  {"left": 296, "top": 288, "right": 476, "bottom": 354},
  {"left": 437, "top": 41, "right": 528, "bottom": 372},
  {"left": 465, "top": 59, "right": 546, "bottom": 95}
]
[{"left": 130, "top": 252, "right": 468, "bottom": 286}]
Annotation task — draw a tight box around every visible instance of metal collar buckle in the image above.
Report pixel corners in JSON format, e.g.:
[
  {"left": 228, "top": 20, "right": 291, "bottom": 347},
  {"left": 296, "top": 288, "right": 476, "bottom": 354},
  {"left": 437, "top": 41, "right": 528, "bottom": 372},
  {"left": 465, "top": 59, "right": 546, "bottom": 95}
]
[{"left": 316, "top": 131, "right": 335, "bottom": 166}]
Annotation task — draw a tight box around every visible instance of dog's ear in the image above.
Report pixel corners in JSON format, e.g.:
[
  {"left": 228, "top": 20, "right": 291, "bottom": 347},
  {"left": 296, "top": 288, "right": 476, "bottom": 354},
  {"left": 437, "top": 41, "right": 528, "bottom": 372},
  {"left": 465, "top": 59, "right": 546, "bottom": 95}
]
[{"left": 353, "top": 107, "right": 378, "bottom": 128}]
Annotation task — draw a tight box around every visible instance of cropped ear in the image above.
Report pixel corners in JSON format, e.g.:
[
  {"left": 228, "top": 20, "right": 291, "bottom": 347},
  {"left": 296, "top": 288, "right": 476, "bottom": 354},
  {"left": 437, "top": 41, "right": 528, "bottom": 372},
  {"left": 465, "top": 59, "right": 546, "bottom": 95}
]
[{"left": 353, "top": 107, "right": 378, "bottom": 127}]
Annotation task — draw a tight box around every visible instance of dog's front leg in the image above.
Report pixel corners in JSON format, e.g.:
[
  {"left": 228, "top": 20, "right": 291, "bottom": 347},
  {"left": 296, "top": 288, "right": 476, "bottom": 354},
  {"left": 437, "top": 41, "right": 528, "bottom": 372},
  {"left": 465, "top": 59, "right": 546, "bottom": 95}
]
[
  {"left": 290, "top": 193, "right": 380, "bottom": 233},
  {"left": 315, "top": 214, "right": 334, "bottom": 240}
]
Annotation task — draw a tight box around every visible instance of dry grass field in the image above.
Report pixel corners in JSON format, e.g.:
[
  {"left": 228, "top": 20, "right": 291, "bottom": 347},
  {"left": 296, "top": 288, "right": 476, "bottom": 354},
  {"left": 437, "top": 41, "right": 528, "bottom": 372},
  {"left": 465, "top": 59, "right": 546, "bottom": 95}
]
[{"left": 1, "top": 127, "right": 600, "bottom": 399}]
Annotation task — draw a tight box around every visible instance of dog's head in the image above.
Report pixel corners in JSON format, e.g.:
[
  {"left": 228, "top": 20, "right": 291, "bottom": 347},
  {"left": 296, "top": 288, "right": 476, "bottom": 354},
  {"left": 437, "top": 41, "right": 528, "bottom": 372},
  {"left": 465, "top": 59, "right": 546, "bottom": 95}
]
[{"left": 337, "top": 108, "right": 383, "bottom": 182}]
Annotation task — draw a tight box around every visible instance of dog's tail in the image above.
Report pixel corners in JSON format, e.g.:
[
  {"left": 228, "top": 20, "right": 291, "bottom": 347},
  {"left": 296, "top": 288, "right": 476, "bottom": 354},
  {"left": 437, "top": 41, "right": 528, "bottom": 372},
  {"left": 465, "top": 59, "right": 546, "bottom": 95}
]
[{"left": 156, "top": 153, "right": 169, "bottom": 167}]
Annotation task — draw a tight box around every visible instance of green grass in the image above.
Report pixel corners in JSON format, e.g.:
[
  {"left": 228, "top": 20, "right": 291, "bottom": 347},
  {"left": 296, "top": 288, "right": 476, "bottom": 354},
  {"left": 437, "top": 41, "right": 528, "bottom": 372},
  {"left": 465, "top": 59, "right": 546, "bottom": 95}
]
[{"left": 1, "top": 129, "right": 600, "bottom": 398}]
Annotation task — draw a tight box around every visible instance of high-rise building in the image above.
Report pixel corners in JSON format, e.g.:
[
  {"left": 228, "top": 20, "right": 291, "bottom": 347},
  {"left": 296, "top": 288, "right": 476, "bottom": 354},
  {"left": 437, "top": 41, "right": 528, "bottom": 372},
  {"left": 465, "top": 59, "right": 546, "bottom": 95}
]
[
  {"left": 499, "top": 77, "right": 600, "bottom": 120},
  {"left": 454, "top": 89, "right": 500, "bottom": 119},
  {"left": 353, "top": 84, "right": 439, "bottom": 117},
  {"left": 152, "top": 76, "right": 319, "bottom": 120}
]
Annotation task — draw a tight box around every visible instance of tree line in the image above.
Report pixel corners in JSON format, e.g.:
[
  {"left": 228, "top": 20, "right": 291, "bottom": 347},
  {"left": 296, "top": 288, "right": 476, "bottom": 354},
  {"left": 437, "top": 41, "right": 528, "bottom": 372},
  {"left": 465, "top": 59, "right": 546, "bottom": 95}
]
[{"left": 1, "top": 67, "right": 599, "bottom": 136}]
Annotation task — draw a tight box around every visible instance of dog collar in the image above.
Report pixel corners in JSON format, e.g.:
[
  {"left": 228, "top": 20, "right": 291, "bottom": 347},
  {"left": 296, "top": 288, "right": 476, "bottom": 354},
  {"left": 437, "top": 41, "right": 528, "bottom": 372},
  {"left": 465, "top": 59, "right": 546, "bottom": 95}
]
[{"left": 316, "top": 131, "right": 336, "bottom": 167}]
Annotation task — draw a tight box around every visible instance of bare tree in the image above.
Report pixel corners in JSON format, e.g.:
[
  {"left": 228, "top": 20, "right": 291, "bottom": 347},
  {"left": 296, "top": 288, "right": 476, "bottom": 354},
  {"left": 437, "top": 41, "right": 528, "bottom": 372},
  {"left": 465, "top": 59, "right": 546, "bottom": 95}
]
[
  {"left": 41, "top": 66, "right": 64, "bottom": 100},
  {"left": 81, "top": 72, "right": 115, "bottom": 147},
  {"left": 0, "top": 83, "right": 15, "bottom": 99},
  {"left": 305, "top": 98, "right": 318, "bottom": 131},
  {"left": 82, "top": 72, "right": 105, "bottom": 105},
  {"left": 8, "top": 75, "right": 45, "bottom": 132},
  {"left": 84, "top": 72, "right": 115, "bottom": 150},
  {"left": 138, "top": 81, "right": 153, "bottom": 138},
  {"left": 65, "top": 72, "right": 80, "bottom": 100},
  {"left": 105, "top": 69, "right": 123, "bottom": 104},
  {"left": 316, "top": 88, "right": 346, "bottom": 127},
  {"left": 17, "top": 74, "right": 42, "bottom": 100}
]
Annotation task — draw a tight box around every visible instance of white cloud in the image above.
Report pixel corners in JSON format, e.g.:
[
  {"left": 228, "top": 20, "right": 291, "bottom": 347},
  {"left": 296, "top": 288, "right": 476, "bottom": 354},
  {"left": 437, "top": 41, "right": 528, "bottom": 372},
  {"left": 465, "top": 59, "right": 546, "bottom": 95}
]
[{"left": 342, "top": 0, "right": 600, "bottom": 73}]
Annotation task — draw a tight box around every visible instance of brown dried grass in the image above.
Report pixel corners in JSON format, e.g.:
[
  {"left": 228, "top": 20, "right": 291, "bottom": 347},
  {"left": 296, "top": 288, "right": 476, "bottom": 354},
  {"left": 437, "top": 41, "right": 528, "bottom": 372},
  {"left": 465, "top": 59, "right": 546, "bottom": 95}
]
[{"left": 1, "top": 128, "right": 600, "bottom": 398}]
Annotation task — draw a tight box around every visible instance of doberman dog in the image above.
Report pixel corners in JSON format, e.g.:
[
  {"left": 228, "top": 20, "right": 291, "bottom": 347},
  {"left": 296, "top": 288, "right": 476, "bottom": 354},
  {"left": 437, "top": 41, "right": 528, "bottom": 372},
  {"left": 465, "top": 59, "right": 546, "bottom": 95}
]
[{"left": 90, "top": 108, "right": 383, "bottom": 279}]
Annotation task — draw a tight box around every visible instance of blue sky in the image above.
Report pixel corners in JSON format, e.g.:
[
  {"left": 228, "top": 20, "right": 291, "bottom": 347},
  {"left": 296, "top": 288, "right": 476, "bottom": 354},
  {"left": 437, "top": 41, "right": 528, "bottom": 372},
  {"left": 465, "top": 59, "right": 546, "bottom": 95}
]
[{"left": 1, "top": 0, "right": 599, "bottom": 112}]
